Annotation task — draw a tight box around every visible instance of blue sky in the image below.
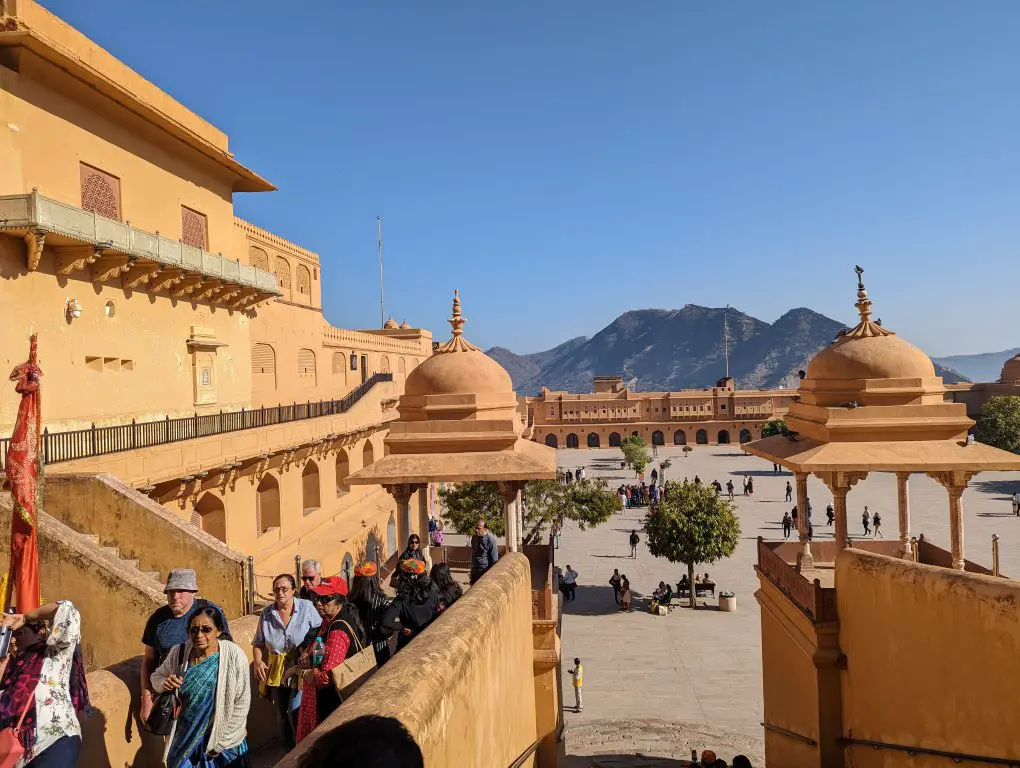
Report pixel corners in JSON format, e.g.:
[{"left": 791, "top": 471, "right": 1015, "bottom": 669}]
[{"left": 40, "top": 1, "right": 1020, "bottom": 356}]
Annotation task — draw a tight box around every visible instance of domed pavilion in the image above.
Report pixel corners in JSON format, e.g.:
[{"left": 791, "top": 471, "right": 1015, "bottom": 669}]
[
  {"left": 744, "top": 267, "right": 1020, "bottom": 571},
  {"left": 346, "top": 291, "right": 556, "bottom": 552}
]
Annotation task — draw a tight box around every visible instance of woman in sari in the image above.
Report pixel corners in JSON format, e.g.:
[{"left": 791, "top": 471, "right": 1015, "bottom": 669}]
[
  {"left": 288, "top": 576, "right": 367, "bottom": 743},
  {"left": 620, "top": 576, "right": 632, "bottom": 612},
  {"left": 152, "top": 607, "right": 251, "bottom": 768},
  {"left": 252, "top": 574, "right": 320, "bottom": 750}
]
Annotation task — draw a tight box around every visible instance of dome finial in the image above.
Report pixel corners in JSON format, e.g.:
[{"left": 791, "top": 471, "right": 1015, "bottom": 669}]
[
  {"left": 434, "top": 289, "right": 480, "bottom": 353},
  {"left": 842, "top": 265, "right": 893, "bottom": 340},
  {"left": 449, "top": 289, "right": 465, "bottom": 337},
  {"left": 854, "top": 265, "right": 872, "bottom": 322}
]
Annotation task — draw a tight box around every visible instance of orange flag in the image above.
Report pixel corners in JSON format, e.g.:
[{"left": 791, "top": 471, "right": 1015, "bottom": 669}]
[{"left": 4, "top": 334, "right": 42, "bottom": 612}]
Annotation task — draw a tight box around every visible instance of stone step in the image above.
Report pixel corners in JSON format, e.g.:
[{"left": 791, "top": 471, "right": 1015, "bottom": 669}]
[
  {"left": 81, "top": 533, "right": 101, "bottom": 546},
  {"left": 120, "top": 558, "right": 139, "bottom": 570},
  {"left": 100, "top": 545, "right": 121, "bottom": 559},
  {"left": 142, "top": 571, "right": 162, "bottom": 583}
]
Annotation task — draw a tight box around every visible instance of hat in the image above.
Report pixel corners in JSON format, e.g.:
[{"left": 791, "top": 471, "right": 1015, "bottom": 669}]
[
  {"left": 165, "top": 568, "right": 198, "bottom": 593},
  {"left": 700, "top": 750, "right": 717, "bottom": 763},
  {"left": 309, "top": 575, "right": 348, "bottom": 598},
  {"left": 354, "top": 561, "right": 378, "bottom": 577},
  {"left": 400, "top": 558, "right": 426, "bottom": 576}
]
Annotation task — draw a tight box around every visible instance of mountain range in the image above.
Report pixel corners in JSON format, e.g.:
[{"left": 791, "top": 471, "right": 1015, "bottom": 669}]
[
  {"left": 931, "top": 349, "right": 1020, "bottom": 384},
  {"left": 487, "top": 305, "right": 971, "bottom": 395}
]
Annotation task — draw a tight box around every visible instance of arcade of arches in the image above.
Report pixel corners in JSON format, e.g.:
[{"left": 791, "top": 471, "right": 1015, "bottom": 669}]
[{"left": 541, "top": 424, "right": 760, "bottom": 449}]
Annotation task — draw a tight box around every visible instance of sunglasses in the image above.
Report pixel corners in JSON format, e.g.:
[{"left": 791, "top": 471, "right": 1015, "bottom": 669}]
[
  {"left": 189, "top": 625, "right": 215, "bottom": 636},
  {"left": 300, "top": 576, "right": 317, "bottom": 582}
]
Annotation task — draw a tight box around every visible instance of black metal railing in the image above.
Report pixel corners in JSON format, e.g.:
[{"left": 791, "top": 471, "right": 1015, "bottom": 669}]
[{"left": 0, "top": 373, "right": 393, "bottom": 469}]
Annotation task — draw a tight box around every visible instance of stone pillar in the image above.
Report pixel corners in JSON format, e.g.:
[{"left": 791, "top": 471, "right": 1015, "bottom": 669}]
[
  {"left": 928, "top": 471, "right": 976, "bottom": 571},
  {"left": 896, "top": 472, "right": 911, "bottom": 558},
  {"left": 386, "top": 483, "right": 418, "bottom": 553},
  {"left": 818, "top": 471, "right": 868, "bottom": 554},
  {"left": 497, "top": 481, "right": 524, "bottom": 552},
  {"left": 794, "top": 471, "right": 813, "bottom": 569}
]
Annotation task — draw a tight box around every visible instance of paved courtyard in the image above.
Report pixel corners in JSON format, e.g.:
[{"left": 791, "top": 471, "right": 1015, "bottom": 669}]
[{"left": 557, "top": 445, "right": 1020, "bottom": 765}]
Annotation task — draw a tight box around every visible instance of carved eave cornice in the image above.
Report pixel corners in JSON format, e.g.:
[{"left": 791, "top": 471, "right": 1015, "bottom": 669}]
[
  {"left": 55, "top": 245, "right": 102, "bottom": 275},
  {"left": 90, "top": 254, "right": 130, "bottom": 283},
  {"left": 170, "top": 275, "right": 204, "bottom": 297},
  {"left": 191, "top": 278, "right": 223, "bottom": 302},
  {"left": 148, "top": 267, "right": 184, "bottom": 293},
  {"left": 123, "top": 260, "right": 161, "bottom": 289}
]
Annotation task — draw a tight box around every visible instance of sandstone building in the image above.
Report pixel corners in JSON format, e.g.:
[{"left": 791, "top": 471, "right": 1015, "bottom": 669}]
[{"left": 526, "top": 375, "right": 795, "bottom": 449}]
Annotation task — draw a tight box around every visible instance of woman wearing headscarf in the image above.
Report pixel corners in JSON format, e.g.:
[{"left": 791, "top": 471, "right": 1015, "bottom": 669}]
[
  {"left": 252, "top": 573, "right": 321, "bottom": 751},
  {"left": 288, "top": 577, "right": 367, "bottom": 743},
  {"left": 151, "top": 606, "right": 251, "bottom": 768},
  {"left": 348, "top": 562, "right": 392, "bottom": 667},
  {"left": 0, "top": 601, "right": 90, "bottom": 767},
  {"left": 381, "top": 559, "right": 442, "bottom": 652}
]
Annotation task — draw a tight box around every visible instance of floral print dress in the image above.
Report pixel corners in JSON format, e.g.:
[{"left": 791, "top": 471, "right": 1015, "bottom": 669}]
[{"left": 22, "top": 601, "right": 81, "bottom": 766}]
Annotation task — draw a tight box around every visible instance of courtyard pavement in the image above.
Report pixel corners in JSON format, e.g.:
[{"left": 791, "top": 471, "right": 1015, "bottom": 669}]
[{"left": 557, "top": 445, "right": 1020, "bottom": 764}]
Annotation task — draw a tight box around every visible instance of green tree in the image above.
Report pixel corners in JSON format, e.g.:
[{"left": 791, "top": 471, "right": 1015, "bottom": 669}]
[
  {"left": 760, "top": 419, "right": 788, "bottom": 438},
  {"left": 658, "top": 459, "right": 672, "bottom": 482},
  {"left": 620, "top": 435, "right": 652, "bottom": 477},
  {"left": 439, "top": 478, "right": 621, "bottom": 544},
  {"left": 976, "top": 396, "right": 1020, "bottom": 453},
  {"left": 642, "top": 481, "right": 741, "bottom": 608},
  {"left": 682, "top": 445, "right": 693, "bottom": 457}
]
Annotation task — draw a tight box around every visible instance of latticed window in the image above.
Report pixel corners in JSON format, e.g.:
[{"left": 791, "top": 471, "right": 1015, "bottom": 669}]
[
  {"left": 252, "top": 343, "right": 276, "bottom": 376},
  {"left": 80, "top": 163, "right": 121, "bottom": 220},
  {"left": 332, "top": 352, "right": 346, "bottom": 375},
  {"left": 296, "top": 264, "right": 311, "bottom": 295},
  {"left": 298, "top": 348, "right": 315, "bottom": 386},
  {"left": 249, "top": 246, "right": 270, "bottom": 271},
  {"left": 274, "top": 257, "right": 292, "bottom": 289},
  {"left": 181, "top": 206, "right": 208, "bottom": 249}
]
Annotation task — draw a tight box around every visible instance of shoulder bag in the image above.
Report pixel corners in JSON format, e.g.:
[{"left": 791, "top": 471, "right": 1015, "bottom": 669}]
[
  {"left": 328, "top": 620, "right": 377, "bottom": 699},
  {"left": 145, "top": 643, "right": 188, "bottom": 735},
  {"left": 0, "top": 688, "right": 34, "bottom": 768}
]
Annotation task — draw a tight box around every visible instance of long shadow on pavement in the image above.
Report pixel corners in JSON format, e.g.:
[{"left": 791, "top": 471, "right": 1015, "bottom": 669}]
[
  {"left": 563, "top": 584, "right": 646, "bottom": 616},
  {"left": 972, "top": 478, "right": 1020, "bottom": 498}
]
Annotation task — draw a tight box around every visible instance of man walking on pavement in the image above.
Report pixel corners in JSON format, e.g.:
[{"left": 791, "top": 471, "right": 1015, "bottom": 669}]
[
  {"left": 568, "top": 657, "right": 584, "bottom": 712},
  {"left": 609, "top": 569, "right": 622, "bottom": 604},
  {"left": 726, "top": 479, "right": 734, "bottom": 500},
  {"left": 785, "top": 481, "right": 793, "bottom": 502},
  {"left": 629, "top": 529, "right": 640, "bottom": 559}
]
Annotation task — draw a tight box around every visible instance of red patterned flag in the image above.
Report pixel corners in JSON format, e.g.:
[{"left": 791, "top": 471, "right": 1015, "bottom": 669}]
[{"left": 4, "top": 334, "right": 42, "bottom": 612}]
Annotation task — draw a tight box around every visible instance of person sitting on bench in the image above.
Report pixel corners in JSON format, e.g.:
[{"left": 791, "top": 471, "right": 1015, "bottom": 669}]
[{"left": 678, "top": 574, "right": 690, "bottom": 593}]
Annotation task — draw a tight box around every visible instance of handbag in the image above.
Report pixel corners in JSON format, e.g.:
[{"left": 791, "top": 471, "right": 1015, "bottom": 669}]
[
  {"left": 0, "top": 688, "right": 34, "bottom": 768},
  {"left": 145, "top": 644, "right": 188, "bottom": 736},
  {"left": 328, "top": 620, "right": 377, "bottom": 699}
]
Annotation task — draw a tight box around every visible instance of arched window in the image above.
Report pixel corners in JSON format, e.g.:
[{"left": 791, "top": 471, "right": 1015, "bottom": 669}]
[
  {"left": 608, "top": 432, "right": 621, "bottom": 447},
  {"left": 566, "top": 433, "right": 579, "bottom": 449},
  {"left": 274, "top": 256, "right": 291, "bottom": 299},
  {"left": 696, "top": 429, "right": 708, "bottom": 445},
  {"left": 364, "top": 533, "right": 380, "bottom": 564},
  {"left": 587, "top": 432, "right": 600, "bottom": 448},
  {"left": 296, "top": 264, "right": 311, "bottom": 296},
  {"left": 302, "top": 461, "right": 320, "bottom": 513},
  {"left": 739, "top": 428, "right": 753, "bottom": 444},
  {"left": 340, "top": 553, "right": 354, "bottom": 588},
  {"left": 379, "top": 355, "right": 391, "bottom": 373},
  {"left": 298, "top": 348, "right": 316, "bottom": 387},
  {"left": 674, "top": 430, "right": 687, "bottom": 445},
  {"left": 194, "top": 492, "right": 226, "bottom": 543},
  {"left": 398, "top": 358, "right": 406, "bottom": 376},
  {"left": 717, "top": 430, "right": 730, "bottom": 445},
  {"left": 386, "top": 514, "right": 397, "bottom": 558},
  {"left": 631, "top": 431, "right": 639, "bottom": 437},
  {"left": 652, "top": 430, "right": 664, "bottom": 446},
  {"left": 544, "top": 434, "right": 558, "bottom": 448},
  {"left": 335, "top": 449, "right": 349, "bottom": 496},
  {"left": 249, "top": 246, "right": 270, "bottom": 272},
  {"left": 252, "top": 343, "right": 276, "bottom": 391},
  {"left": 363, "top": 440, "right": 375, "bottom": 468},
  {"left": 256, "top": 474, "right": 281, "bottom": 534}
]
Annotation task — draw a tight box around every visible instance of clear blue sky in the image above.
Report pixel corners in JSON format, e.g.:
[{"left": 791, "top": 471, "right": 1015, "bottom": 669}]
[{"left": 40, "top": 1, "right": 1020, "bottom": 356}]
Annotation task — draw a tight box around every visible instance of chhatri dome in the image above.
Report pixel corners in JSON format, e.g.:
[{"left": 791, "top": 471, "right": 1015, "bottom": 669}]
[
  {"left": 999, "top": 353, "right": 1020, "bottom": 384},
  {"left": 404, "top": 290, "right": 514, "bottom": 400},
  {"left": 384, "top": 316, "right": 399, "bottom": 329}
]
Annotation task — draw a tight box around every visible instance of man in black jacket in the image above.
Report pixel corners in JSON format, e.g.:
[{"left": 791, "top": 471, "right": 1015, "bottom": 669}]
[{"left": 470, "top": 518, "right": 499, "bottom": 584}]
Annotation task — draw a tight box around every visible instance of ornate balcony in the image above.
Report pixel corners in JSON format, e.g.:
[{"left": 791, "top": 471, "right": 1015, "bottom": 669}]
[{"left": 0, "top": 191, "right": 279, "bottom": 309}]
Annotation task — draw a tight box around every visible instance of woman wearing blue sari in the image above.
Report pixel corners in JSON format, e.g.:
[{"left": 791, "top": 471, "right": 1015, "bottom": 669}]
[{"left": 151, "top": 607, "right": 251, "bottom": 768}]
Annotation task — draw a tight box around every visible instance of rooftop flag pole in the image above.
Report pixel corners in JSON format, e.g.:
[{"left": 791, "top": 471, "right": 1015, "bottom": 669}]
[
  {"left": 724, "top": 306, "right": 730, "bottom": 379},
  {"left": 377, "top": 216, "right": 385, "bottom": 329}
]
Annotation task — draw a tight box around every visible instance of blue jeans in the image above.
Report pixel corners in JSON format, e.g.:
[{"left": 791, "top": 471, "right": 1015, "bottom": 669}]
[{"left": 27, "top": 735, "right": 81, "bottom": 767}]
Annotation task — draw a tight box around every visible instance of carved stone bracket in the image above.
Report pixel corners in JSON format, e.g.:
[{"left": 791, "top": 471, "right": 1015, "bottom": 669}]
[
  {"left": 178, "top": 475, "right": 197, "bottom": 510},
  {"left": 385, "top": 483, "right": 423, "bottom": 505},
  {"left": 55, "top": 245, "right": 101, "bottom": 275},
  {"left": 149, "top": 268, "right": 184, "bottom": 293},
  {"left": 815, "top": 470, "right": 868, "bottom": 493},
  {"left": 123, "top": 261, "right": 161, "bottom": 289},
  {"left": 23, "top": 230, "right": 45, "bottom": 271},
  {"left": 926, "top": 470, "right": 977, "bottom": 494},
  {"left": 91, "top": 254, "right": 131, "bottom": 283},
  {"left": 170, "top": 275, "right": 204, "bottom": 297},
  {"left": 496, "top": 480, "right": 524, "bottom": 504},
  {"left": 192, "top": 279, "right": 223, "bottom": 302}
]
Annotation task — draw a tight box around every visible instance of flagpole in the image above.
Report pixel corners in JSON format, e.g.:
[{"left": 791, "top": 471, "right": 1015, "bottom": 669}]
[{"left": 377, "top": 216, "right": 385, "bottom": 328}]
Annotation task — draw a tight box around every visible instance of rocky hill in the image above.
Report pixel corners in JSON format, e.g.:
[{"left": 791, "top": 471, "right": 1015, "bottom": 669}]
[
  {"left": 488, "top": 305, "right": 970, "bottom": 394},
  {"left": 932, "top": 348, "right": 1020, "bottom": 384}
]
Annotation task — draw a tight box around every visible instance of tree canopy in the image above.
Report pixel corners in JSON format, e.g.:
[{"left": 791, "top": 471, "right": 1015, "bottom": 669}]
[
  {"left": 760, "top": 419, "right": 788, "bottom": 438},
  {"left": 439, "top": 478, "right": 621, "bottom": 544},
  {"left": 976, "top": 396, "right": 1020, "bottom": 454},
  {"left": 620, "top": 435, "right": 652, "bottom": 476},
  {"left": 642, "top": 480, "right": 741, "bottom": 607}
]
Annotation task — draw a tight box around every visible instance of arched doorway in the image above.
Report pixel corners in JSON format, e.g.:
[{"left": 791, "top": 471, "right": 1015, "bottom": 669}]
[
  {"left": 545, "top": 434, "right": 558, "bottom": 448},
  {"left": 587, "top": 432, "right": 600, "bottom": 448},
  {"left": 696, "top": 429, "right": 708, "bottom": 445},
  {"left": 674, "top": 430, "right": 686, "bottom": 445},
  {"left": 341, "top": 553, "right": 354, "bottom": 588},
  {"left": 608, "top": 432, "right": 622, "bottom": 447},
  {"left": 386, "top": 514, "right": 397, "bottom": 557},
  {"left": 363, "top": 439, "right": 375, "bottom": 468},
  {"left": 256, "top": 474, "right": 281, "bottom": 534},
  {"left": 652, "top": 430, "right": 664, "bottom": 446},
  {"left": 717, "top": 430, "right": 730, "bottom": 445},
  {"left": 631, "top": 431, "right": 639, "bottom": 438},
  {"left": 302, "top": 461, "right": 320, "bottom": 513},
  {"left": 194, "top": 492, "right": 226, "bottom": 543},
  {"left": 364, "top": 532, "right": 380, "bottom": 564},
  {"left": 566, "top": 433, "right": 579, "bottom": 449},
  {"left": 739, "top": 428, "right": 752, "bottom": 443},
  {"left": 335, "top": 449, "right": 349, "bottom": 496}
]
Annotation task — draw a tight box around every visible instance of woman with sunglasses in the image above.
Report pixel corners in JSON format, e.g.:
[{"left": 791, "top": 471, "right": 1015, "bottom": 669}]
[
  {"left": 288, "top": 577, "right": 367, "bottom": 744},
  {"left": 151, "top": 607, "right": 251, "bottom": 768},
  {"left": 252, "top": 574, "right": 320, "bottom": 751},
  {"left": 0, "top": 601, "right": 89, "bottom": 767}
]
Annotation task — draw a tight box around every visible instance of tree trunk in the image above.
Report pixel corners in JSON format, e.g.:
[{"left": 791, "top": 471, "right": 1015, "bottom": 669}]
[{"left": 688, "top": 562, "right": 696, "bottom": 609}]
